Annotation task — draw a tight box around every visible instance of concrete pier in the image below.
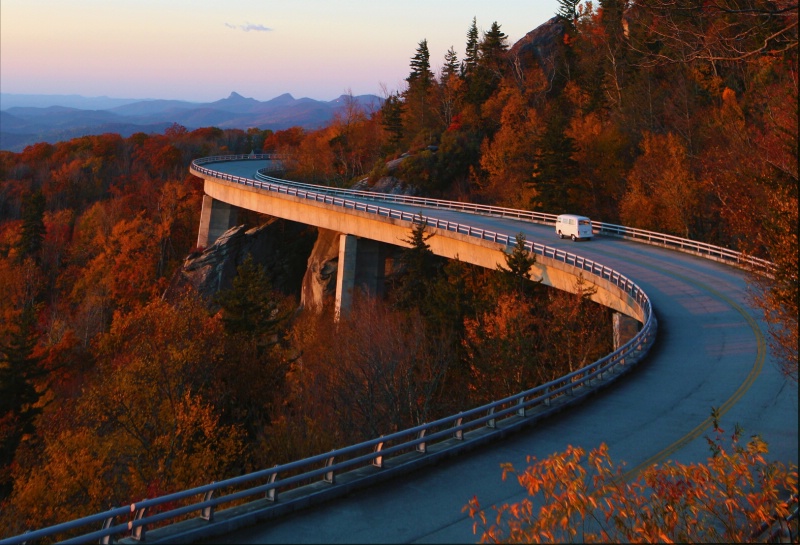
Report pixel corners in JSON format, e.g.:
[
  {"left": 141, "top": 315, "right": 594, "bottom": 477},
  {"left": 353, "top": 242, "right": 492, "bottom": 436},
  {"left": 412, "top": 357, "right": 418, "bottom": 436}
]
[
  {"left": 197, "top": 195, "right": 239, "bottom": 248},
  {"left": 335, "top": 234, "right": 358, "bottom": 319},
  {"left": 334, "top": 235, "right": 388, "bottom": 319},
  {"left": 613, "top": 311, "right": 640, "bottom": 350}
]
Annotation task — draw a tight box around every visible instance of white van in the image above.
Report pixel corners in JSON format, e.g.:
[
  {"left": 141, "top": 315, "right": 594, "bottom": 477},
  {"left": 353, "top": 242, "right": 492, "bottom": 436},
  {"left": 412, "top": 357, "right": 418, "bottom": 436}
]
[{"left": 555, "top": 214, "right": 594, "bottom": 241}]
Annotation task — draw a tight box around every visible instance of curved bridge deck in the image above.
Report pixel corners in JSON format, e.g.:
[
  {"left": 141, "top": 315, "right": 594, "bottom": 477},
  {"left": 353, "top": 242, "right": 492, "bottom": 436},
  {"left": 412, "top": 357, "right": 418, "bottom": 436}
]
[{"left": 194, "top": 159, "right": 796, "bottom": 543}]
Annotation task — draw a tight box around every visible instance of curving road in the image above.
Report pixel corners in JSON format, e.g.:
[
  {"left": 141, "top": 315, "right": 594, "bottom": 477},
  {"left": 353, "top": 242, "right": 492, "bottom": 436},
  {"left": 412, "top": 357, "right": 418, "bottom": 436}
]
[
  {"left": 0, "top": 156, "right": 798, "bottom": 543},
  {"left": 198, "top": 159, "right": 797, "bottom": 543}
]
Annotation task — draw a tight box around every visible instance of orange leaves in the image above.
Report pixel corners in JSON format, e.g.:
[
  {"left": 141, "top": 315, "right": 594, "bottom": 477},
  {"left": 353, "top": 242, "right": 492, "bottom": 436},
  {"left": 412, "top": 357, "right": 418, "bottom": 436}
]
[
  {"left": 462, "top": 292, "right": 540, "bottom": 404},
  {"left": 477, "top": 82, "right": 542, "bottom": 209},
  {"left": 466, "top": 430, "right": 798, "bottom": 543},
  {"left": 75, "top": 212, "right": 159, "bottom": 312},
  {"left": 620, "top": 131, "right": 702, "bottom": 238}
]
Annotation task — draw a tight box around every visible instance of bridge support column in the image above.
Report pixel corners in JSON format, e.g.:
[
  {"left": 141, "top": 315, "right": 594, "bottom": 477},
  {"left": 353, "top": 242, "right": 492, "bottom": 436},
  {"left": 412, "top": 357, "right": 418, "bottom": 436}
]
[
  {"left": 613, "top": 312, "right": 640, "bottom": 351},
  {"left": 353, "top": 238, "right": 387, "bottom": 300},
  {"left": 335, "top": 235, "right": 387, "bottom": 320},
  {"left": 335, "top": 235, "right": 358, "bottom": 319},
  {"left": 197, "top": 195, "right": 238, "bottom": 248}
]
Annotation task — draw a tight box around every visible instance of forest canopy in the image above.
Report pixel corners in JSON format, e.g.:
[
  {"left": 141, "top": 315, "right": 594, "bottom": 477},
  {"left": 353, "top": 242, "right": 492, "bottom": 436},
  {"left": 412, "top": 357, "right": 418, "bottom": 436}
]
[{"left": 0, "top": 0, "right": 796, "bottom": 537}]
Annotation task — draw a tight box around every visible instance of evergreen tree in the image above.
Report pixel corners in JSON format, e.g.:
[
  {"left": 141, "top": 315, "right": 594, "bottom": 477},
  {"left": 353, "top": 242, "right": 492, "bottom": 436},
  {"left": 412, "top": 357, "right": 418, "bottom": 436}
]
[
  {"left": 462, "top": 17, "right": 480, "bottom": 78},
  {"left": 551, "top": 0, "right": 581, "bottom": 94},
  {"left": 593, "top": 0, "right": 630, "bottom": 111},
  {"left": 557, "top": 0, "right": 581, "bottom": 33},
  {"left": 442, "top": 46, "right": 460, "bottom": 82},
  {"left": 16, "top": 190, "right": 46, "bottom": 264},
  {"left": 215, "top": 255, "right": 288, "bottom": 341},
  {"left": 0, "top": 303, "right": 43, "bottom": 496},
  {"left": 531, "top": 106, "right": 579, "bottom": 212},
  {"left": 599, "top": 0, "right": 625, "bottom": 43},
  {"left": 392, "top": 215, "right": 441, "bottom": 311},
  {"left": 469, "top": 21, "right": 509, "bottom": 104},
  {"left": 380, "top": 92, "right": 405, "bottom": 148},
  {"left": 479, "top": 22, "right": 509, "bottom": 66},
  {"left": 404, "top": 39, "right": 437, "bottom": 143},
  {"left": 497, "top": 232, "right": 538, "bottom": 295},
  {"left": 407, "top": 39, "right": 434, "bottom": 92}
]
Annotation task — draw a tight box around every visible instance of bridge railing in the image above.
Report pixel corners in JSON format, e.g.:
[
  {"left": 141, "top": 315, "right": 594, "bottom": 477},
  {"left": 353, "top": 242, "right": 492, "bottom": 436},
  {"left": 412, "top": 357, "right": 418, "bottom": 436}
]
[
  {"left": 2, "top": 314, "right": 656, "bottom": 544},
  {"left": 3, "top": 154, "right": 763, "bottom": 544},
  {"left": 208, "top": 155, "right": 773, "bottom": 274},
  {"left": 192, "top": 156, "right": 772, "bottom": 273}
]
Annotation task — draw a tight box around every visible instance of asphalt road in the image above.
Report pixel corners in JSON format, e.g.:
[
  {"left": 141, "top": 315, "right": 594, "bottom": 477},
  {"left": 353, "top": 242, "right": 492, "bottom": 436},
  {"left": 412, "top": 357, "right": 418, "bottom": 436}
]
[{"left": 200, "top": 161, "right": 797, "bottom": 544}]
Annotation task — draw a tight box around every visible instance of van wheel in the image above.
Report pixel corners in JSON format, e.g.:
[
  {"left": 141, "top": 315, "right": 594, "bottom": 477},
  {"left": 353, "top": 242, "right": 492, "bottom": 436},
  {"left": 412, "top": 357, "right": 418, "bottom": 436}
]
[
  {"left": 558, "top": 231, "right": 564, "bottom": 239},
  {"left": 571, "top": 234, "right": 577, "bottom": 241}
]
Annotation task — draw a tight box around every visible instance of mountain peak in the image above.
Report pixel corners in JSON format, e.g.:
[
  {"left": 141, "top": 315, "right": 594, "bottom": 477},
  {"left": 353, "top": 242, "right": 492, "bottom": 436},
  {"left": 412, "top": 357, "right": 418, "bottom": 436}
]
[{"left": 226, "top": 91, "right": 248, "bottom": 101}]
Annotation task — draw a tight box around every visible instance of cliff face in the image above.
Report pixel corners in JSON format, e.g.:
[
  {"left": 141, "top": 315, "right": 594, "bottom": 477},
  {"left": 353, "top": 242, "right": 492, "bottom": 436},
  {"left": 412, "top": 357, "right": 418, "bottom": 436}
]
[
  {"left": 171, "top": 155, "right": 424, "bottom": 312},
  {"left": 508, "top": 16, "right": 566, "bottom": 73},
  {"left": 165, "top": 218, "right": 316, "bottom": 307},
  {"left": 300, "top": 228, "right": 340, "bottom": 312}
]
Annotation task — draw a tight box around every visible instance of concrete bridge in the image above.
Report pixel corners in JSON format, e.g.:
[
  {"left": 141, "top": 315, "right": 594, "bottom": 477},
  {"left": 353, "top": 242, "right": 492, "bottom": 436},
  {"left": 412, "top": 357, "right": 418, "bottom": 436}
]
[
  {"left": 194, "top": 157, "right": 645, "bottom": 323},
  {"left": 2, "top": 156, "right": 795, "bottom": 544}
]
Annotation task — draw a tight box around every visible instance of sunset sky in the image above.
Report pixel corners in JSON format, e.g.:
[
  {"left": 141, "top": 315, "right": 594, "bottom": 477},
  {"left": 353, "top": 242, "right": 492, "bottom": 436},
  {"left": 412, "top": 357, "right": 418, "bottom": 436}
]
[{"left": 1, "top": 0, "right": 559, "bottom": 103}]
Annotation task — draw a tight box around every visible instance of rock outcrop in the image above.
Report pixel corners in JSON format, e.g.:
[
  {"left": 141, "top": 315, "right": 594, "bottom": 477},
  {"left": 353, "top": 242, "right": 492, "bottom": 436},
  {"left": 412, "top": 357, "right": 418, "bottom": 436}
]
[
  {"left": 300, "top": 228, "right": 340, "bottom": 313},
  {"left": 164, "top": 217, "right": 316, "bottom": 307},
  {"left": 508, "top": 16, "right": 566, "bottom": 74}
]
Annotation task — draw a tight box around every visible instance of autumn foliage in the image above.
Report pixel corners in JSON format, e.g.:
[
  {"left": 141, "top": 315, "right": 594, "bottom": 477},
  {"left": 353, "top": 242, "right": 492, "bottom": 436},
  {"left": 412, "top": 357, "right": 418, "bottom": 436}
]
[
  {"left": 466, "top": 419, "right": 798, "bottom": 543},
  {"left": 0, "top": 0, "right": 796, "bottom": 539}
]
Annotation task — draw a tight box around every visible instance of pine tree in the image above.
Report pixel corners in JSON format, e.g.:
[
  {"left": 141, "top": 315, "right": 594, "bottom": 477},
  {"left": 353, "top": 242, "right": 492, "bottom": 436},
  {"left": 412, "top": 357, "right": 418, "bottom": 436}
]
[
  {"left": 497, "top": 232, "right": 538, "bottom": 295},
  {"left": 479, "top": 22, "right": 509, "bottom": 66},
  {"left": 215, "top": 255, "right": 288, "bottom": 340},
  {"left": 468, "top": 21, "right": 509, "bottom": 104},
  {"left": 463, "top": 17, "right": 480, "bottom": 78},
  {"left": 599, "top": 0, "right": 625, "bottom": 43},
  {"left": 0, "top": 303, "right": 43, "bottom": 495},
  {"left": 404, "top": 39, "right": 436, "bottom": 143},
  {"left": 557, "top": 0, "right": 581, "bottom": 33},
  {"left": 392, "top": 215, "right": 441, "bottom": 311},
  {"left": 407, "top": 39, "right": 434, "bottom": 92},
  {"left": 442, "top": 46, "right": 460, "bottom": 82},
  {"left": 531, "top": 106, "right": 579, "bottom": 212},
  {"left": 380, "top": 92, "right": 405, "bottom": 148},
  {"left": 16, "top": 190, "right": 46, "bottom": 264}
]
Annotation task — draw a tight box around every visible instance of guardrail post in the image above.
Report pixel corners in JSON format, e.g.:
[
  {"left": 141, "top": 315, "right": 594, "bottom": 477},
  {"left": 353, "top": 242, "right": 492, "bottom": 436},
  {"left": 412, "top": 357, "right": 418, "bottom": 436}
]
[
  {"left": 130, "top": 502, "right": 148, "bottom": 542},
  {"left": 416, "top": 429, "right": 427, "bottom": 453},
  {"left": 486, "top": 407, "right": 496, "bottom": 429},
  {"left": 324, "top": 454, "right": 336, "bottom": 484},
  {"left": 453, "top": 415, "right": 464, "bottom": 440},
  {"left": 517, "top": 397, "right": 526, "bottom": 417},
  {"left": 373, "top": 438, "right": 385, "bottom": 468},
  {"left": 200, "top": 488, "right": 215, "bottom": 521},
  {"left": 266, "top": 466, "right": 278, "bottom": 502},
  {"left": 99, "top": 516, "right": 115, "bottom": 545}
]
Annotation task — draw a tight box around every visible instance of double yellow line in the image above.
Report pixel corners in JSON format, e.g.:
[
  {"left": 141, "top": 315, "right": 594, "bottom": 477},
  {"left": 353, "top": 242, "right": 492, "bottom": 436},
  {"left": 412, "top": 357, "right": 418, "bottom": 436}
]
[{"left": 620, "top": 267, "right": 766, "bottom": 480}]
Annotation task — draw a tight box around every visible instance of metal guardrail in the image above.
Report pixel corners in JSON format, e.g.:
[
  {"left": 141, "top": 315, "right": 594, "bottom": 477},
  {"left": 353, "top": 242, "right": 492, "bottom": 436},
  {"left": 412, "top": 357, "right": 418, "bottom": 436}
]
[
  {"left": 195, "top": 154, "right": 772, "bottom": 273},
  {"left": 193, "top": 155, "right": 772, "bottom": 275},
  {"left": 0, "top": 155, "right": 772, "bottom": 544}
]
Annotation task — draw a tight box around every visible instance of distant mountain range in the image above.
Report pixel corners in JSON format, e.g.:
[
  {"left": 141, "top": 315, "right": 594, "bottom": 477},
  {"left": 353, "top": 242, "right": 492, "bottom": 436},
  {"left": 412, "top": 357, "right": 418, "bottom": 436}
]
[{"left": 0, "top": 92, "right": 384, "bottom": 152}]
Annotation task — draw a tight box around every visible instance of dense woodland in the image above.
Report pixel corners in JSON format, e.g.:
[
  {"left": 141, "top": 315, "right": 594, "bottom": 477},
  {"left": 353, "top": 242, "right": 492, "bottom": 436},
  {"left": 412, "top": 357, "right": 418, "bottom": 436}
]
[{"left": 0, "top": 0, "right": 797, "bottom": 537}]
